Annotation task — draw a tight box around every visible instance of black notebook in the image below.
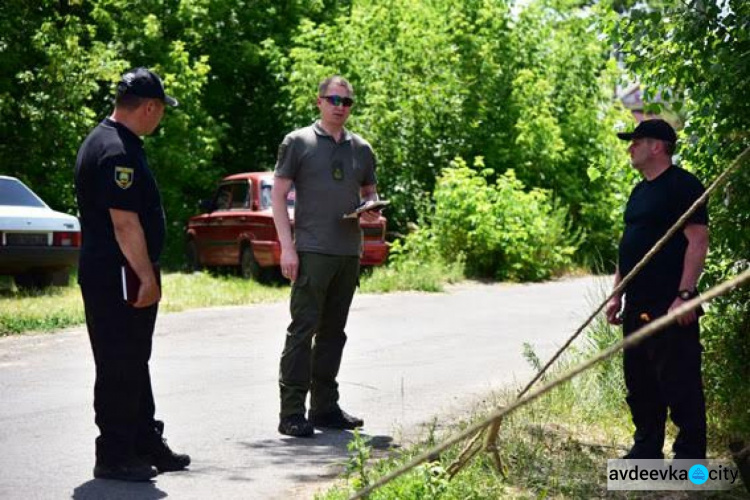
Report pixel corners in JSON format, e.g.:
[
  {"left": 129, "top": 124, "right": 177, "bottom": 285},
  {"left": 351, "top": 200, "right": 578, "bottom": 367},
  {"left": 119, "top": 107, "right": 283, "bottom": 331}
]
[{"left": 121, "top": 263, "right": 160, "bottom": 303}]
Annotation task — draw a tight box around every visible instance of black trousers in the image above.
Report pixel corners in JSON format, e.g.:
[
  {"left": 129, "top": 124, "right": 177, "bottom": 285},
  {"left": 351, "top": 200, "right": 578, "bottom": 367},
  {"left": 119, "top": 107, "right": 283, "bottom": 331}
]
[
  {"left": 623, "top": 300, "right": 707, "bottom": 459},
  {"left": 81, "top": 282, "right": 159, "bottom": 464}
]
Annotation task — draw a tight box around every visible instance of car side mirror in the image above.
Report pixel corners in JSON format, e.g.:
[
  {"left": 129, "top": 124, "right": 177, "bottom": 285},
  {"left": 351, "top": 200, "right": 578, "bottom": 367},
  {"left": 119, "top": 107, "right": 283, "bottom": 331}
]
[{"left": 199, "top": 199, "right": 213, "bottom": 212}]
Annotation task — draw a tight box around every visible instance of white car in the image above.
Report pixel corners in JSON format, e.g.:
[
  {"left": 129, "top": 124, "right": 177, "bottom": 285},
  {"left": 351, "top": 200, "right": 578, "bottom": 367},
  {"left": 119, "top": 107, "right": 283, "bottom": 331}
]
[{"left": 0, "top": 175, "right": 80, "bottom": 289}]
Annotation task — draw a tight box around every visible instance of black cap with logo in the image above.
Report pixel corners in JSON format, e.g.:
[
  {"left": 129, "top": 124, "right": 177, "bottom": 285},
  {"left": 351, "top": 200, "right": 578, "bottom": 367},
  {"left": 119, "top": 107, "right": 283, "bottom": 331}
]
[
  {"left": 617, "top": 118, "right": 676, "bottom": 143},
  {"left": 116, "top": 67, "right": 178, "bottom": 107}
]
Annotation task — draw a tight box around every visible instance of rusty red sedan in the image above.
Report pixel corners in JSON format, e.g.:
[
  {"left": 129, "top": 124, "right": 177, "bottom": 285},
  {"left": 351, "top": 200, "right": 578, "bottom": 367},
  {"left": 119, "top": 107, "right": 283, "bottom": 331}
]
[{"left": 185, "top": 172, "right": 389, "bottom": 280}]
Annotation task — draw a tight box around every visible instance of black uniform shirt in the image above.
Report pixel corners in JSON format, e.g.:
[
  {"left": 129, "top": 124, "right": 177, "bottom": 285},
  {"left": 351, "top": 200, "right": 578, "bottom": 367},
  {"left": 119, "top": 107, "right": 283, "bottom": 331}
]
[
  {"left": 618, "top": 165, "right": 708, "bottom": 304},
  {"left": 74, "top": 118, "right": 165, "bottom": 286}
]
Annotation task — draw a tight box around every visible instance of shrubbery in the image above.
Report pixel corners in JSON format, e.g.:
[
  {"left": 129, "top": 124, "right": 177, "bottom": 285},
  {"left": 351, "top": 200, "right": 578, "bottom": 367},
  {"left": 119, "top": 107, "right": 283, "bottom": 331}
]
[{"left": 397, "top": 157, "right": 577, "bottom": 282}]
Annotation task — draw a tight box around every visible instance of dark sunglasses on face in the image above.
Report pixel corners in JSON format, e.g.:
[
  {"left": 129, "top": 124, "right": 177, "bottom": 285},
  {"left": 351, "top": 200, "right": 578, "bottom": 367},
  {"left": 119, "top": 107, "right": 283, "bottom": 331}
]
[{"left": 322, "top": 95, "right": 354, "bottom": 108}]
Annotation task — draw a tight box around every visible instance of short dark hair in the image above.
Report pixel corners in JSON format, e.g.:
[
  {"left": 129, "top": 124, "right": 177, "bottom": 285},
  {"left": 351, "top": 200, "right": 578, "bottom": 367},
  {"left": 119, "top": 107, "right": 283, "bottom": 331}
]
[
  {"left": 664, "top": 141, "right": 676, "bottom": 156},
  {"left": 318, "top": 75, "right": 354, "bottom": 97},
  {"left": 114, "top": 92, "right": 149, "bottom": 111}
]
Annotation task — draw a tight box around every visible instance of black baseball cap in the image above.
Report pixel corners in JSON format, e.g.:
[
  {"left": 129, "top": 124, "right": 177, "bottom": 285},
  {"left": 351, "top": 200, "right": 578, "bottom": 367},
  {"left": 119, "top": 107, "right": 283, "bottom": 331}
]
[
  {"left": 617, "top": 119, "right": 676, "bottom": 143},
  {"left": 116, "top": 67, "right": 178, "bottom": 107}
]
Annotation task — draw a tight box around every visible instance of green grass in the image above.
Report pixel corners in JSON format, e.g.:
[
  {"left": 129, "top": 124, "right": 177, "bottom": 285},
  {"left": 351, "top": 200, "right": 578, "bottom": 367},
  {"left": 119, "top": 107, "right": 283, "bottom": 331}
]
[
  {"left": 0, "top": 277, "right": 86, "bottom": 335},
  {"left": 360, "top": 257, "right": 464, "bottom": 294},
  {"left": 317, "top": 317, "right": 748, "bottom": 499},
  {"left": 0, "top": 257, "right": 462, "bottom": 336},
  {"left": 0, "top": 271, "right": 291, "bottom": 336}
]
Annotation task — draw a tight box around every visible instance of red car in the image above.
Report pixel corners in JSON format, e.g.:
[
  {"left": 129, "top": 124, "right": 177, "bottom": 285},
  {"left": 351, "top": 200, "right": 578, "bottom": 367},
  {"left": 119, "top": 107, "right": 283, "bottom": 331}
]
[{"left": 185, "top": 172, "right": 389, "bottom": 279}]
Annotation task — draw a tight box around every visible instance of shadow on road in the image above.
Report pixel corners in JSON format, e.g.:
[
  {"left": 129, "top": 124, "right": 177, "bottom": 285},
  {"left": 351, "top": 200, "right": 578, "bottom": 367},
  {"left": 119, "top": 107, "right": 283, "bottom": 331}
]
[
  {"left": 72, "top": 479, "right": 167, "bottom": 500},
  {"left": 239, "top": 430, "right": 396, "bottom": 482}
]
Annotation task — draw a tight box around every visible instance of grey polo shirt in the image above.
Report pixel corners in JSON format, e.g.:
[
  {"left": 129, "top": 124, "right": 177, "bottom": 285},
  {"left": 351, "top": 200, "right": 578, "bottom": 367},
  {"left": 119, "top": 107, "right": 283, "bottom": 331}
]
[{"left": 274, "top": 121, "right": 377, "bottom": 256}]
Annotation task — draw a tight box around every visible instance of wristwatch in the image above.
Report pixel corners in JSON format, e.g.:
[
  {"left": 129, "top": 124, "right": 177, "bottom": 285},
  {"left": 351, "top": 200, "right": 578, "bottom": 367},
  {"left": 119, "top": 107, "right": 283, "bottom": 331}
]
[{"left": 677, "top": 289, "right": 698, "bottom": 300}]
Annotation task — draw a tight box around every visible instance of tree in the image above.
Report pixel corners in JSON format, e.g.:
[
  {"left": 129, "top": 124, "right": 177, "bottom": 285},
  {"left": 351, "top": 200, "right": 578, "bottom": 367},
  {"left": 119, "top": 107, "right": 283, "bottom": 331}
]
[{"left": 265, "top": 0, "right": 631, "bottom": 269}]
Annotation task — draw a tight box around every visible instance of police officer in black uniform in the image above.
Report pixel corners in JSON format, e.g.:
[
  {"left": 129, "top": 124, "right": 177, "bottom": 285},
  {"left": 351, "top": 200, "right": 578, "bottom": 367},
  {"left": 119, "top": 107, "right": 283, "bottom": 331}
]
[
  {"left": 75, "top": 68, "right": 190, "bottom": 481},
  {"left": 606, "top": 119, "right": 709, "bottom": 460}
]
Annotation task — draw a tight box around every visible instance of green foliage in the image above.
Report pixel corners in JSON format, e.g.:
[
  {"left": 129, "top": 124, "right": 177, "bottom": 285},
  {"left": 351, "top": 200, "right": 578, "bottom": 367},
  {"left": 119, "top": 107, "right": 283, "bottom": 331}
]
[
  {"left": 425, "top": 157, "right": 577, "bottom": 281},
  {"left": 700, "top": 262, "right": 750, "bottom": 440},
  {"left": 0, "top": 0, "right": 347, "bottom": 267},
  {"left": 610, "top": 0, "right": 750, "bottom": 443},
  {"left": 359, "top": 242, "right": 464, "bottom": 294},
  {"left": 264, "top": 1, "right": 472, "bottom": 230},
  {"left": 0, "top": 0, "right": 223, "bottom": 265},
  {"left": 1, "top": 0, "right": 633, "bottom": 273},
  {"left": 344, "top": 429, "right": 372, "bottom": 491},
  {"left": 264, "top": 0, "right": 631, "bottom": 268},
  {"left": 509, "top": 0, "right": 635, "bottom": 267}
]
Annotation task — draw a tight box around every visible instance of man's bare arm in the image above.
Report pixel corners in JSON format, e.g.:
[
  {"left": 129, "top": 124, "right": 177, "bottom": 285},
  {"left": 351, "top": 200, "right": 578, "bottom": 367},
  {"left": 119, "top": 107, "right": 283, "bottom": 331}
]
[
  {"left": 670, "top": 223, "right": 709, "bottom": 325},
  {"left": 606, "top": 268, "right": 623, "bottom": 325},
  {"left": 679, "top": 223, "right": 709, "bottom": 292},
  {"left": 110, "top": 208, "right": 160, "bottom": 308},
  {"left": 272, "top": 177, "right": 298, "bottom": 281}
]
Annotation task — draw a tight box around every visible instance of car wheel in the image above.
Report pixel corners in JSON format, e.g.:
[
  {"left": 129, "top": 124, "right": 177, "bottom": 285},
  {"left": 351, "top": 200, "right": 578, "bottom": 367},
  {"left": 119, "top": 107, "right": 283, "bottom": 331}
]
[
  {"left": 52, "top": 269, "right": 71, "bottom": 287},
  {"left": 185, "top": 240, "right": 202, "bottom": 272},
  {"left": 14, "top": 271, "right": 54, "bottom": 290},
  {"left": 239, "top": 245, "right": 261, "bottom": 281}
]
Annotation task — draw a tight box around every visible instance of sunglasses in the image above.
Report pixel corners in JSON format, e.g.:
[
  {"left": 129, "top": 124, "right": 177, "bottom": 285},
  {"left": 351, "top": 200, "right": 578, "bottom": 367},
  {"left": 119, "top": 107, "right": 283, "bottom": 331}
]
[{"left": 322, "top": 95, "right": 354, "bottom": 108}]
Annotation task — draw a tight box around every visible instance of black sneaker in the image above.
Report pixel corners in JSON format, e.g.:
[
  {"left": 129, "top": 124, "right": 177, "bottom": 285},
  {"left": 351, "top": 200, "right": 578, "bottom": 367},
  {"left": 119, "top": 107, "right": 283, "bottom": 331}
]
[
  {"left": 278, "top": 414, "right": 315, "bottom": 437},
  {"left": 137, "top": 421, "right": 191, "bottom": 472},
  {"left": 93, "top": 458, "right": 157, "bottom": 482},
  {"left": 309, "top": 408, "right": 364, "bottom": 430}
]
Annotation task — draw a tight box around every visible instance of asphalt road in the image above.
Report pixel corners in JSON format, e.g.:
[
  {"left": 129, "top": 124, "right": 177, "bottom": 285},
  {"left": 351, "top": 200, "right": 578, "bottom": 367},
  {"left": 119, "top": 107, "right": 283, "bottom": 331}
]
[{"left": 0, "top": 275, "right": 607, "bottom": 500}]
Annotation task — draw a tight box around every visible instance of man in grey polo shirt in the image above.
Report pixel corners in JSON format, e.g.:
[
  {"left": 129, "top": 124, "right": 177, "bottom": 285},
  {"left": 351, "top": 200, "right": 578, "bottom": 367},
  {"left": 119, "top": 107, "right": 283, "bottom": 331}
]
[{"left": 271, "top": 75, "right": 380, "bottom": 437}]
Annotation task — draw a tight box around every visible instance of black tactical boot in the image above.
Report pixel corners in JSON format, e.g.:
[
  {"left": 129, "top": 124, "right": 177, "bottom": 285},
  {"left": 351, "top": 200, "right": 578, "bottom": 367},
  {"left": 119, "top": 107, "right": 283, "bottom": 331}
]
[
  {"left": 93, "top": 457, "right": 157, "bottom": 482},
  {"left": 278, "top": 414, "right": 315, "bottom": 437},
  {"left": 309, "top": 408, "right": 364, "bottom": 430},
  {"left": 137, "top": 420, "right": 191, "bottom": 473}
]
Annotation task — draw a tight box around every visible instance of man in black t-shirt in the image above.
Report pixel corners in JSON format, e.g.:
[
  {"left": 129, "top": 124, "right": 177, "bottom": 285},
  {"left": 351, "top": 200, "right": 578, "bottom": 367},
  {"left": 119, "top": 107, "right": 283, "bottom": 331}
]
[
  {"left": 74, "top": 68, "right": 189, "bottom": 481},
  {"left": 605, "top": 119, "right": 709, "bottom": 460}
]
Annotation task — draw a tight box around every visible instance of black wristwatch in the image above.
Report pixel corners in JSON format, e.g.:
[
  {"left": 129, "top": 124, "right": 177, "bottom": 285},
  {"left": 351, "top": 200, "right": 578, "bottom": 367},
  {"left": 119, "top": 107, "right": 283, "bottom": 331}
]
[{"left": 677, "top": 289, "right": 698, "bottom": 300}]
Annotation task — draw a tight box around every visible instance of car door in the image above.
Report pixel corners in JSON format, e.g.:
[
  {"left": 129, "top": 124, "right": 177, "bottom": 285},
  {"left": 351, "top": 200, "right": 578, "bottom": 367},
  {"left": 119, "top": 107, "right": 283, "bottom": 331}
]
[
  {"left": 199, "top": 182, "right": 235, "bottom": 265},
  {"left": 214, "top": 180, "right": 251, "bottom": 265}
]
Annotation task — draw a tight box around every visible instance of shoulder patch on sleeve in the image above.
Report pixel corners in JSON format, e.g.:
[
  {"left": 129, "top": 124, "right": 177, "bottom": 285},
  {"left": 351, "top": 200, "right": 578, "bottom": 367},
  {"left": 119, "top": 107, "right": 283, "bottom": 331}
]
[{"left": 114, "top": 166, "right": 134, "bottom": 189}]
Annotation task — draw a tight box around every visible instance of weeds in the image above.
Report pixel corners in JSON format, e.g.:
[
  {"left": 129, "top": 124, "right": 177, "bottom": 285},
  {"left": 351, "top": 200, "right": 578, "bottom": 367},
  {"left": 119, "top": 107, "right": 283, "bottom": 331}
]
[
  {"left": 345, "top": 430, "right": 373, "bottom": 491},
  {"left": 316, "top": 294, "right": 748, "bottom": 499},
  {"left": 359, "top": 254, "right": 464, "bottom": 294}
]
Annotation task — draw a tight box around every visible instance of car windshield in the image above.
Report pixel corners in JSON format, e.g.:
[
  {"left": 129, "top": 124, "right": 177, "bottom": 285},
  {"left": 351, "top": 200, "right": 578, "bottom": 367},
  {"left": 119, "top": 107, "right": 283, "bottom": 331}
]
[
  {"left": 260, "top": 180, "right": 295, "bottom": 210},
  {"left": 0, "top": 178, "right": 46, "bottom": 208}
]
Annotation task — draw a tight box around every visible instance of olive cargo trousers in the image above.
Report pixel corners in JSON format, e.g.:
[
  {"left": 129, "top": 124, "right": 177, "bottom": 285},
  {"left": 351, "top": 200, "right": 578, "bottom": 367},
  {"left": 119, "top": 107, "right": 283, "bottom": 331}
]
[{"left": 279, "top": 252, "right": 360, "bottom": 418}]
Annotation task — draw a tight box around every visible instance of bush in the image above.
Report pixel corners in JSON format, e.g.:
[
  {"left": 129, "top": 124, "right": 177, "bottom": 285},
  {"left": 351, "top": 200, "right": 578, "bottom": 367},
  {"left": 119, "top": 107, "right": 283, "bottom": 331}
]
[
  {"left": 426, "top": 157, "right": 577, "bottom": 281},
  {"left": 700, "top": 260, "right": 750, "bottom": 442},
  {"left": 360, "top": 230, "right": 464, "bottom": 294}
]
